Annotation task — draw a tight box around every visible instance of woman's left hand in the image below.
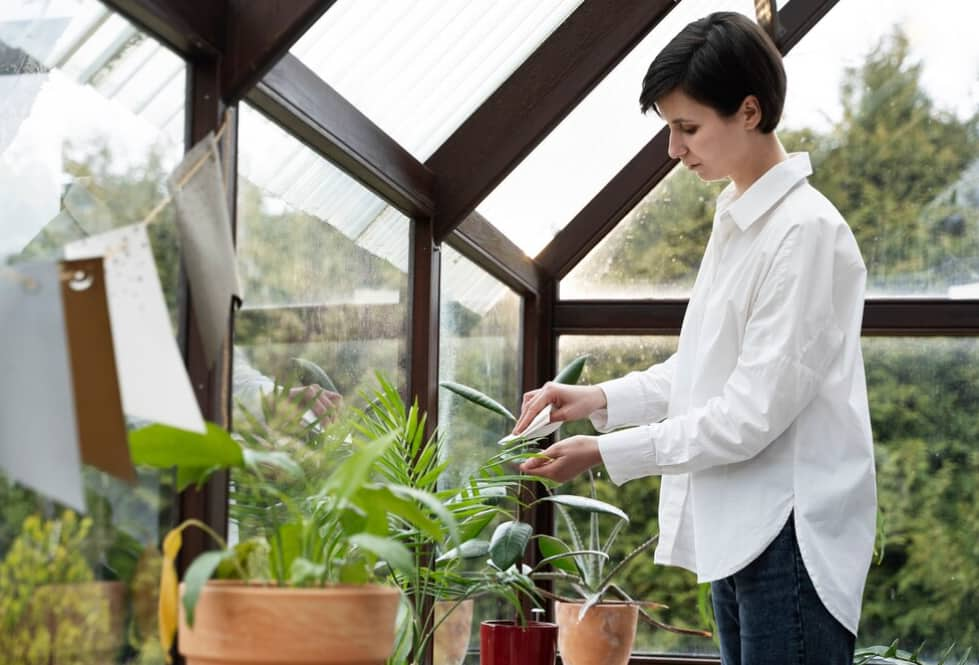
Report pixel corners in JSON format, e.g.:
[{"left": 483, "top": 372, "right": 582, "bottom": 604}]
[{"left": 519, "top": 435, "right": 602, "bottom": 483}]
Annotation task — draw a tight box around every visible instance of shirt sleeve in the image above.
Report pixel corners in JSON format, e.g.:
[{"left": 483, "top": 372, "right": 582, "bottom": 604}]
[
  {"left": 589, "top": 353, "right": 677, "bottom": 432},
  {"left": 599, "top": 222, "right": 848, "bottom": 485}
]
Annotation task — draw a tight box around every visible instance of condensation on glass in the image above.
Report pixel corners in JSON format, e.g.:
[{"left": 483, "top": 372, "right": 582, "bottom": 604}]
[{"left": 0, "top": 2, "right": 185, "bottom": 663}]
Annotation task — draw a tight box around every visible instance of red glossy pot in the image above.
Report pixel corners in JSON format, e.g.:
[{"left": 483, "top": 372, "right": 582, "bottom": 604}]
[{"left": 480, "top": 620, "right": 557, "bottom": 665}]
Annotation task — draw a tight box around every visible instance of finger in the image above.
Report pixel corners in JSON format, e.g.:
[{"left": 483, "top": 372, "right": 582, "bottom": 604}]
[
  {"left": 513, "top": 393, "right": 549, "bottom": 434},
  {"left": 519, "top": 456, "right": 551, "bottom": 473}
]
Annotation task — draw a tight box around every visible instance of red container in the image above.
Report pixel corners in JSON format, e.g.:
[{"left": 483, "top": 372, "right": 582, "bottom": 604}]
[{"left": 480, "top": 620, "right": 557, "bottom": 665}]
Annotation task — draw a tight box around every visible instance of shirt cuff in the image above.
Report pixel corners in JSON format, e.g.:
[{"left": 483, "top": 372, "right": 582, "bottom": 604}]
[
  {"left": 597, "top": 425, "right": 662, "bottom": 485},
  {"left": 592, "top": 376, "right": 644, "bottom": 431}
]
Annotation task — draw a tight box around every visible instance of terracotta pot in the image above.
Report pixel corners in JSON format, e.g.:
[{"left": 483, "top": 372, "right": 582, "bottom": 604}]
[
  {"left": 179, "top": 581, "right": 400, "bottom": 665},
  {"left": 434, "top": 598, "right": 474, "bottom": 665},
  {"left": 480, "top": 620, "right": 557, "bottom": 665},
  {"left": 555, "top": 601, "right": 638, "bottom": 665}
]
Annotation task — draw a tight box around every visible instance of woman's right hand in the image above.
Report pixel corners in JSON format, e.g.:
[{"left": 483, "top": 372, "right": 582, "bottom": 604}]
[{"left": 512, "top": 382, "right": 607, "bottom": 435}]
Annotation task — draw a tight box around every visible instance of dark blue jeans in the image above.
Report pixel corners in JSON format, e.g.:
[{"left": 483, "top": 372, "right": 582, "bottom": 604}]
[{"left": 710, "top": 516, "right": 855, "bottom": 665}]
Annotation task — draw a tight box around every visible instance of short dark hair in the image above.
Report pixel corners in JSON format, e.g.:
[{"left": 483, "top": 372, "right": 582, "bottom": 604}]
[{"left": 639, "top": 12, "right": 786, "bottom": 133}]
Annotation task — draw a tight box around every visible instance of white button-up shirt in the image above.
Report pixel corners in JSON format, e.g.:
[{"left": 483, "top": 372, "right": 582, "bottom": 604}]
[{"left": 592, "top": 153, "right": 876, "bottom": 634}]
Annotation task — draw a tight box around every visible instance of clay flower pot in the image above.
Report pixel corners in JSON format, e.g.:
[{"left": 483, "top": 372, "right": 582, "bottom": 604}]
[
  {"left": 480, "top": 619, "right": 557, "bottom": 665},
  {"left": 434, "top": 598, "right": 474, "bottom": 665},
  {"left": 555, "top": 601, "right": 638, "bottom": 665},
  {"left": 179, "top": 581, "right": 400, "bottom": 665}
]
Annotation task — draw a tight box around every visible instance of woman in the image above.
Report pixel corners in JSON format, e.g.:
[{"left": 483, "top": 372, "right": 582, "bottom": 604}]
[{"left": 516, "top": 12, "right": 876, "bottom": 665}]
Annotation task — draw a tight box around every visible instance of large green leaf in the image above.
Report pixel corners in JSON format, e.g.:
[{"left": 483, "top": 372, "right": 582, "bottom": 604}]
[
  {"left": 129, "top": 422, "right": 243, "bottom": 471},
  {"left": 242, "top": 448, "right": 303, "bottom": 480},
  {"left": 539, "top": 494, "right": 628, "bottom": 522},
  {"left": 322, "top": 431, "right": 397, "bottom": 501},
  {"left": 349, "top": 533, "right": 414, "bottom": 577},
  {"left": 182, "top": 549, "right": 234, "bottom": 627},
  {"left": 536, "top": 534, "right": 579, "bottom": 575},
  {"left": 439, "top": 381, "right": 515, "bottom": 422},
  {"left": 489, "top": 520, "right": 532, "bottom": 570},
  {"left": 437, "top": 539, "right": 490, "bottom": 562},
  {"left": 553, "top": 354, "right": 590, "bottom": 385}
]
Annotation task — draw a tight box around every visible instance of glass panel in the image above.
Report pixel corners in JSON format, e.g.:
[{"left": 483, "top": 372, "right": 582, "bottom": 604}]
[
  {"left": 477, "top": 0, "right": 755, "bottom": 256},
  {"left": 438, "top": 244, "right": 521, "bottom": 647},
  {"left": 558, "top": 335, "right": 979, "bottom": 661},
  {"left": 291, "top": 0, "right": 584, "bottom": 161},
  {"left": 859, "top": 337, "right": 979, "bottom": 659},
  {"left": 555, "top": 336, "right": 719, "bottom": 657},
  {"left": 563, "top": 0, "right": 979, "bottom": 299},
  {"left": 233, "top": 103, "right": 410, "bottom": 426},
  {"left": 0, "top": 2, "right": 185, "bottom": 663}
]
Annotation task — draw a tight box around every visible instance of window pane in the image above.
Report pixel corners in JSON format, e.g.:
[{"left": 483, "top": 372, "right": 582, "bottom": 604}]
[
  {"left": 233, "top": 104, "right": 410, "bottom": 421},
  {"left": 557, "top": 335, "right": 979, "bottom": 660},
  {"left": 0, "top": 2, "right": 184, "bottom": 663},
  {"left": 438, "top": 244, "right": 521, "bottom": 642},
  {"left": 555, "top": 336, "right": 718, "bottom": 657},
  {"left": 291, "top": 0, "right": 584, "bottom": 161},
  {"left": 477, "top": 0, "right": 755, "bottom": 256},
  {"left": 860, "top": 337, "right": 979, "bottom": 659},
  {"left": 563, "top": 0, "right": 979, "bottom": 299}
]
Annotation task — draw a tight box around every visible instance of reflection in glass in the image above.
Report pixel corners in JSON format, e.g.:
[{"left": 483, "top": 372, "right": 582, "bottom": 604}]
[
  {"left": 291, "top": 0, "right": 584, "bottom": 161},
  {"left": 0, "top": 3, "right": 184, "bottom": 663},
  {"left": 234, "top": 104, "right": 410, "bottom": 419}
]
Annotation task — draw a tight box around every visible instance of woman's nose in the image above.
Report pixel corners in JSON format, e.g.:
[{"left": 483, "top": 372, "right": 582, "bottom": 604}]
[{"left": 667, "top": 129, "right": 686, "bottom": 159}]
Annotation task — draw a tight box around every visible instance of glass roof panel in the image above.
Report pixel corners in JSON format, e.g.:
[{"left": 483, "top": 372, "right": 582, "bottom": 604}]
[
  {"left": 291, "top": 0, "right": 584, "bottom": 161},
  {"left": 1, "top": 0, "right": 185, "bottom": 259},
  {"left": 476, "top": 0, "right": 756, "bottom": 256}
]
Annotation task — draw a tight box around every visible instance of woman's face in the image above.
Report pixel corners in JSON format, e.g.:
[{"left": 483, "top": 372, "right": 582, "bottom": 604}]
[{"left": 657, "top": 89, "right": 752, "bottom": 183}]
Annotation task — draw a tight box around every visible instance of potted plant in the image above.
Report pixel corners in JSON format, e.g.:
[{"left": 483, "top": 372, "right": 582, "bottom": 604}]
[
  {"left": 128, "top": 374, "right": 461, "bottom": 665},
  {"left": 440, "top": 356, "right": 710, "bottom": 665},
  {"left": 359, "top": 374, "right": 545, "bottom": 665}
]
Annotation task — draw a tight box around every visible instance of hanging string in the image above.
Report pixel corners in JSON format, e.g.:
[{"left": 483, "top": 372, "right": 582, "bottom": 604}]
[{"left": 139, "top": 108, "right": 233, "bottom": 228}]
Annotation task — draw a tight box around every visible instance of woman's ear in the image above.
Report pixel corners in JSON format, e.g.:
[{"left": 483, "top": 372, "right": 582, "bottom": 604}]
[{"left": 741, "top": 95, "right": 762, "bottom": 131}]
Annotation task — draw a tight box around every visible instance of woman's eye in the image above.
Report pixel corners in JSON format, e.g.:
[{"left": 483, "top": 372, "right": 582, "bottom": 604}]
[{"left": 681, "top": 126, "right": 698, "bottom": 134}]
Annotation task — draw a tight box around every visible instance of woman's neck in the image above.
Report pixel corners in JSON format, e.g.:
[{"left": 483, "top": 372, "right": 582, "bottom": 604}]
[{"left": 731, "top": 134, "right": 788, "bottom": 197}]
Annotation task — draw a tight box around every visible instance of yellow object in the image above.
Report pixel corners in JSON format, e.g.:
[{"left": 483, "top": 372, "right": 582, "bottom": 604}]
[{"left": 158, "top": 527, "right": 182, "bottom": 664}]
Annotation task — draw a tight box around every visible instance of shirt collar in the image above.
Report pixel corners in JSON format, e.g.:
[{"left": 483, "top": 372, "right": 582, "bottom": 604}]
[{"left": 717, "top": 152, "right": 813, "bottom": 231}]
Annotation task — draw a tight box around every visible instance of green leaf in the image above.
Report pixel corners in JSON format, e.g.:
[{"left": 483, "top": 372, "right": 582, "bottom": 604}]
[
  {"left": 536, "top": 535, "right": 580, "bottom": 574},
  {"left": 289, "top": 557, "right": 327, "bottom": 586},
  {"left": 274, "top": 521, "right": 303, "bottom": 581},
  {"left": 349, "top": 533, "right": 414, "bottom": 576},
  {"left": 387, "top": 484, "right": 460, "bottom": 546},
  {"left": 182, "top": 549, "right": 233, "bottom": 627},
  {"left": 176, "top": 465, "right": 220, "bottom": 492},
  {"left": 553, "top": 354, "right": 590, "bottom": 385},
  {"left": 323, "top": 431, "right": 397, "bottom": 501},
  {"left": 539, "top": 494, "right": 628, "bottom": 522},
  {"left": 439, "top": 381, "right": 516, "bottom": 422},
  {"left": 489, "top": 520, "right": 533, "bottom": 570},
  {"left": 129, "top": 423, "right": 243, "bottom": 473},
  {"left": 290, "top": 357, "right": 338, "bottom": 393},
  {"left": 242, "top": 448, "right": 303, "bottom": 479},
  {"left": 437, "top": 539, "right": 490, "bottom": 562}
]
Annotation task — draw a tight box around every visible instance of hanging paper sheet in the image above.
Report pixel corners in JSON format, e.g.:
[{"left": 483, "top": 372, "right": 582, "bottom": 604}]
[
  {"left": 64, "top": 223, "right": 205, "bottom": 433},
  {"left": 168, "top": 132, "right": 241, "bottom": 368},
  {"left": 0, "top": 261, "right": 86, "bottom": 510},
  {"left": 60, "top": 257, "right": 135, "bottom": 483}
]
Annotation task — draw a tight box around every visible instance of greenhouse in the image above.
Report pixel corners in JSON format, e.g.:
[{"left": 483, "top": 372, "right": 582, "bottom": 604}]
[{"left": 1, "top": 0, "right": 977, "bottom": 664}]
